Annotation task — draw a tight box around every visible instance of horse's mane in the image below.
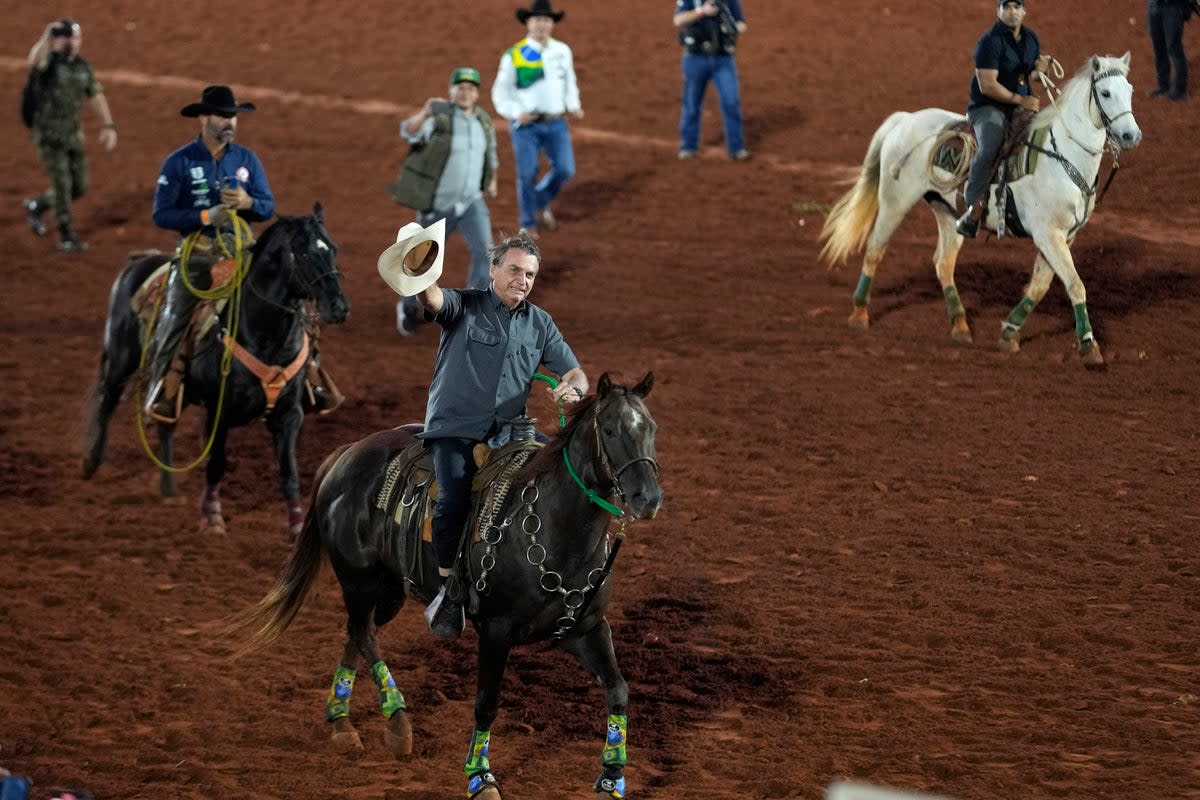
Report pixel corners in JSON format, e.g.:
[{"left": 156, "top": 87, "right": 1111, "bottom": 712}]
[
  {"left": 1027, "top": 56, "right": 1127, "bottom": 133},
  {"left": 515, "top": 392, "right": 602, "bottom": 482},
  {"left": 250, "top": 213, "right": 300, "bottom": 259}
]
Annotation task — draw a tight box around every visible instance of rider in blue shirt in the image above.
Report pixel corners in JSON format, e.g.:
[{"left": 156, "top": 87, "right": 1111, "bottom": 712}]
[
  {"left": 143, "top": 85, "right": 276, "bottom": 421},
  {"left": 956, "top": 0, "right": 1050, "bottom": 239}
]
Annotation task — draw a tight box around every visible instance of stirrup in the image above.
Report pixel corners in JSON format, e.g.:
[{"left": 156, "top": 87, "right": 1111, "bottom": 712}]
[{"left": 145, "top": 379, "right": 184, "bottom": 424}]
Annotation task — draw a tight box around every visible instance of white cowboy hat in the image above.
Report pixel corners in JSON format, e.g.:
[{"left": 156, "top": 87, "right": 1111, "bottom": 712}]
[{"left": 377, "top": 218, "right": 446, "bottom": 296}]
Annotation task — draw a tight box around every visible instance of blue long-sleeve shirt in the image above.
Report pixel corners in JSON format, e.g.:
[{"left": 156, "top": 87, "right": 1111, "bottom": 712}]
[{"left": 152, "top": 136, "right": 275, "bottom": 234}]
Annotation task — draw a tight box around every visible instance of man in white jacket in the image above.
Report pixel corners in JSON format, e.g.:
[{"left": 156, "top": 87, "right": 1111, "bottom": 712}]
[{"left": 492, "top": 0, "right": 583, "bottom": 237}]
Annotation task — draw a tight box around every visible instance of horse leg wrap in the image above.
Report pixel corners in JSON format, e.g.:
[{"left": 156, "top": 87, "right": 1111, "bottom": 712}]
[
  {"left": 463, "top": 729, "right": 491, "bottom": 776},
  {"left": 1073, "top": 303, "right": 1095, "bottom": 350},
  {"left": 466, "top": 769, "right": 500, "bottom": 800},
  {"left": 1002, "top": 295, "right": 1038, "bottom": 340},
  {"left": 600, "top": 714, "right": 628, "bottom": 769},
  {"left": 324, "top": 663, "right": 356, "bottom": 722},
  {"left": 852, "top": 273, "right": 872, "bottom": 308},
  {"left": 371, "top": 660, "right": 406, "bottom": 719},
  {"left": 200, "top": 485, "right": 222, "bottom": 517},
  {"left": 942, "top": 285, "right": 966, "bottom": 322},
  {"left": 595, "top": 713, "right": 629, "bottom": 796}
]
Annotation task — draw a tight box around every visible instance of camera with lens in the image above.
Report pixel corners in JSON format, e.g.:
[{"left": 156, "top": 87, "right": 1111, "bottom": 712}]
[{"left": 677, "top": 1, "right": 739, "bottom": 56}]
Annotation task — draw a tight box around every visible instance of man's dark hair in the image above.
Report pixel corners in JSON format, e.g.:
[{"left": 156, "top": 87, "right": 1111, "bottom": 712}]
[
  {"left": 488, "top": 230, "right": 541, "bottom": 267},
  {"left": 51, "top": 18, "right": 79, "bottom": 38}
]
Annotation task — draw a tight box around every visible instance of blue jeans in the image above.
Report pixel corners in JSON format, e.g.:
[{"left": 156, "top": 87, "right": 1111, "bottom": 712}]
[
  {"left": 510, "top": 117, "right": 575, "bottom": 229},
  {"left": 401, "top": 197, "right": 494, "bottom": 320},
  {"left": 963, "top": 104, "right": 1009, "bottom": 208},
  {"left": 679, "top": 52, "right": 745, "bottom": 154},
  {"left": 427, "top": 437, "right": 480, "bottom": 570}
]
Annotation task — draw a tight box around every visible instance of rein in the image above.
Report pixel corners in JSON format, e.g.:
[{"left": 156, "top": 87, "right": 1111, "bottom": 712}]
[{"left": 1033, "top": 61, "right": 1128, "bottom": 206}]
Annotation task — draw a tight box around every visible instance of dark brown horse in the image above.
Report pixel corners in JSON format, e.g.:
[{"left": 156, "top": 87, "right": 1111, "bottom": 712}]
[
  {"left": 81, "top": 204, "right": 350, "bottom": 535},
  {"left": 229, "top": 372, "right": 663, "bottom": 800}
]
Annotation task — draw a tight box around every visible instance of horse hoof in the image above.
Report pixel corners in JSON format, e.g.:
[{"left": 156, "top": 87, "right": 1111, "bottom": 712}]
[
  {"left": 384, "top": 710, "right": 413, "bottom": 758},
  {"left": 201, "top": 513, "right": 227, "bottom": 534},
  {"left": 80, "top": 457, "right": 98, "bottom": 480},
  {"left": 330, "top": 717, "right": 363, "bottom": 753},
  {"left": 847, "top": 307, "right": 870, "bottom": 329},
  {"left": 949, "top": 317, "right": 973, "bottom": 344},
  {"left": 1081, "top": 343, "right": 1107, "bottom": 371},
  {"left": 161, "top": 495, "right": 184, "bottom": 506},
  {"left": 473, "top": 788, "right": 502, "bottom": 800},
  {"left": 996, "top": 336, "right": 1020, "bottom": 354}
]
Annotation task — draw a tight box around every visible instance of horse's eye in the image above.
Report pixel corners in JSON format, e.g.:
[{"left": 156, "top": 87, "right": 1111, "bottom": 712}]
[
  {"left": 1101, "top": 90, "right": 1111, "bottom": 99},
  {"left": 603, "top": 427, "right": 617, "bottom": 438}
]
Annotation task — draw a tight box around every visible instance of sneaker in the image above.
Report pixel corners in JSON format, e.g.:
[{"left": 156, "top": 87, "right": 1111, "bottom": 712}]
[
  {"left": 57, "top": 226, "right": 88, "bottom": 252},
  {"left": 536, "top": 207, "right": 558, "bottom": 231},
  {"left": 423, "top": 584, "right": 465, "bottom": 638},
  {"left": 1148, "top": 87, "right": 1170, "bottom": 98},
  {"left": 396, "top": 302, "right": 416, "bottom": 336},
  {"left": 23, "top": 198, "right": 46, "bottom": 236},
  {"left": 677, "top": 149, "right": 696, "bottom": 160},
  {"left": 730, "top": 149, "right": 751, "bottom": 161},
  {"left": 955, "top": 209, "right": 980, "bottom": 239}
]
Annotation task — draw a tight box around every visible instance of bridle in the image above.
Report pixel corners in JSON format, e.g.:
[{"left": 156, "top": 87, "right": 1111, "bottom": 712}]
[
  {"left": 588, "top": 400, "right": 661, "bottom": 502},
  {"left": 245, "top": 217, "right": 343, "bottom": 316}
]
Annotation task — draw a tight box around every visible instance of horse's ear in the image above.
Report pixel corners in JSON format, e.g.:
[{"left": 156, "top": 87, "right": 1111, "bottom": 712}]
[
  {"left": 597, "top": 372, "right": 613, "bottom": 397},
  {"left": 1092, "top": 55, "right": 1101, "bottom": 72},
  {"left": 1120, "top": 51, "right": 1131, "bottom": 68},
  {"left": 312, "top": 202, "right": 324, "bottom": 224},
  {"left": 632, "top": 371, "right": 653, "bottom": 398}
]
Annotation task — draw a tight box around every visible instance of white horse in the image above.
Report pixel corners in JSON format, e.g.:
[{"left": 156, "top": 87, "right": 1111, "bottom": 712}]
[{"left": 820, "top": 53, "right": 1142, "bottom": 369}]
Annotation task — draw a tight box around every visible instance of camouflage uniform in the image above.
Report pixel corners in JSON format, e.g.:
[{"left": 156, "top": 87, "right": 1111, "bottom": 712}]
[{"left": 28, "top": 52, "right": 103, "bottom": 229}]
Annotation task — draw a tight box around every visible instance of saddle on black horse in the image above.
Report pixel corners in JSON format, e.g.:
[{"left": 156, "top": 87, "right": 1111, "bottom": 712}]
[{"left": 373, "top": 431, "right": 545, "bottom": 608}]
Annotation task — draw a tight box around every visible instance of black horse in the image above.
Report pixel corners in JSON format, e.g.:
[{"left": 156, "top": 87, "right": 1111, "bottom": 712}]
[
  {"left": 82, "top": 204, "right": 350, "bottom": 535},
  {"left": 230, "top": 372, "right": 663, "bottom": 800}
]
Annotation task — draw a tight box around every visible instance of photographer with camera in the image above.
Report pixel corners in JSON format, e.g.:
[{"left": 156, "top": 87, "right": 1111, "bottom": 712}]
[
  {"left": 1147, "top": 0, "right": 1192, "bottom": 101},
  {"left": 21, "top": 18, "right": 117, "bottom": 252},
  {"left": 674, "top": 0, "right": 749, "bottom": 161}
]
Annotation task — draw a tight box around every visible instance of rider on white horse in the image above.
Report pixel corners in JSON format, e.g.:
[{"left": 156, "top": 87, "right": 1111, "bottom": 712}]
[{"left": 957, "top": 0, "right": 1052, "bottom": 239}]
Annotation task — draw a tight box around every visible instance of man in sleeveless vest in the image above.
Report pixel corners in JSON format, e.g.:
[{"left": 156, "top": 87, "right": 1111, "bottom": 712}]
[
  {"left": 491, "top": 0, "right": 584, "bottom": 238},
  {"left": 389, "top": 67, "right": 500, "bottom": 336},
  {"left": 955, "top": 0, "right": 1051, "bottom": 239},
  {"left": 22, "top": 18, "right": 118, "bottom": 252}
]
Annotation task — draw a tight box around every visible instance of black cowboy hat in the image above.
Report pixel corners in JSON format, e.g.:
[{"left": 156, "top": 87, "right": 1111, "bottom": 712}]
[
  {"left": 516, "top": 0, "right": 565, "bottom": 24},
  {"left": 180, "top": 85, "right": 257, "bottom": 118}
]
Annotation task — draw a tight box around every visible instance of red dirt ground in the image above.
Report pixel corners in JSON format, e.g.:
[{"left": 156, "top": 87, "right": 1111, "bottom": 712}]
[{"left": 2, "top": 2, "right": 1198, "bottom": 799}]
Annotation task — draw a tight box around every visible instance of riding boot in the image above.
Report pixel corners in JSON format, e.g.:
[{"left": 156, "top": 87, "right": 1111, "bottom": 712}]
[
  {"left": 304, "top": 361, "right": 345, "bottom": 414},
  {"left": 424, "top": 580, "right": 466, "bottom": 639},
  {"left": 955, "top": 204, "right": 982, "bottom": 239},
  {"left": 144, "top": 257, "right": 212, "bottom": 420}
]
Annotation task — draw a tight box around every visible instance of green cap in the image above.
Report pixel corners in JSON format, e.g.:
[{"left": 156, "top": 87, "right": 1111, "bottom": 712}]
[{"left": 450, "top": 67, "right": 481, "bottom": 86}]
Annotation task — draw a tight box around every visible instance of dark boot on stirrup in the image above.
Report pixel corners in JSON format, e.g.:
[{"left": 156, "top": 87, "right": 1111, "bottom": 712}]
[
  {"left": 955, "top": 205, "right": 981, "bottom": 239},
  {"left": 424, "top": 582, "right": 465, "bottom": 639},
  {"left": 146, "top": 356, "right": 186, "bottom": 424},
  {"left": 304, "top": 363, "right": 344, "bottom": 415}
]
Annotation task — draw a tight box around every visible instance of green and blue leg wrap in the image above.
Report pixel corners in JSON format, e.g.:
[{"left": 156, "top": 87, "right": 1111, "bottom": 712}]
[
  {"left": 1002, "top": 294, "right": 1038, "bottom": 339},
  {"left": 942, "top": 285, "right": 966, "bottom": 322},
  {"left": 593, "top": 714, "right": 628, "bottom": 798},
  {"left": 324, "top": 664, "right": 356, "bottom": 722},
  {"left": 1073, "top": 302, "right": 1095, "bottom": 349},
  {"left": 464, "top": 729, "right": 498, "bottom": 798},
  {"left": 852, "top": 273, "right": 872, "bottom": 308},
  {"left": 371, "top": 660, "right": 406, "bottom": 719}
]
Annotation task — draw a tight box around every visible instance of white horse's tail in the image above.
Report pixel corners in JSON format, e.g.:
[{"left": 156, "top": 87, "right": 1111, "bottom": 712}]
[{"left": 819, "top": 111, "right": 908, "bottom": 267}]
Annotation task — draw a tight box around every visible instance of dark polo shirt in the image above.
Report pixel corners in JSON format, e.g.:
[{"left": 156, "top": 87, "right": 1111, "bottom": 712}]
[
  {"left": 968, "top": 20, "right": 1041, "bottom": 112},
  {"left": 421, "top": 287, "right": 579, "bottom": 440}
]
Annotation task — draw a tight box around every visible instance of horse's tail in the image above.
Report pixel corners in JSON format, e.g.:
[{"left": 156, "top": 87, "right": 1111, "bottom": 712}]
[
  {"left": 224, "top": 444, "right": 350, "bottom": 659},
  {"left": 819, "top": 111, "right": 907, "bottom": 267}
]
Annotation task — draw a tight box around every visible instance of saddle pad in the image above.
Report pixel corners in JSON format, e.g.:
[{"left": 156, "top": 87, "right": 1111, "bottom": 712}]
[{"left": 131, "top": 260, "right": 232, "bottom": 346}]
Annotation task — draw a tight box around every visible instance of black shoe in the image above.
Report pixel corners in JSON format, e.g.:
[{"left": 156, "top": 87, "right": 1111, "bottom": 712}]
[
  {"left": 1148, "top": 86, "right": 1170, "bottom": 98},
  {"left": 57, "top": 225, "right": 88, "bottom": 252},
  {"left": 424, "top": 584, "right": 465, "bottom": 639},
  {"left": 955, "top": 209, "right": 980, "bottom": 239},
  {"left": 1168, "top": 90, "right": 1190, "bottom": 102},
  {"left": 309, "top": 385, "right": 344, "bottom": 414},
  {"left": 23, "top": 199, "right": 46, "bottom": 236}
]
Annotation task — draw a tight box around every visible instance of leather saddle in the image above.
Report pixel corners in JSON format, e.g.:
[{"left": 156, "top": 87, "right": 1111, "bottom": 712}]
[{"left": 374, "top": 434, "right": 544, "bottom": 604}]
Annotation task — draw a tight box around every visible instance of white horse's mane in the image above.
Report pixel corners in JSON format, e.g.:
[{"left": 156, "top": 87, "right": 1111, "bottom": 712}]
[{"left": 1028, "top": 55, "right": 1129, "bottom": 133}]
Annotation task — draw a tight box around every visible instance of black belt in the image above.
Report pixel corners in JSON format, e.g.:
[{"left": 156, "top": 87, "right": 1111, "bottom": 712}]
[{"left": 529, "top": 112, "right": 563, "bottom": 124}]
